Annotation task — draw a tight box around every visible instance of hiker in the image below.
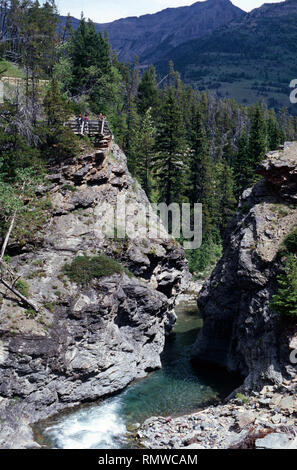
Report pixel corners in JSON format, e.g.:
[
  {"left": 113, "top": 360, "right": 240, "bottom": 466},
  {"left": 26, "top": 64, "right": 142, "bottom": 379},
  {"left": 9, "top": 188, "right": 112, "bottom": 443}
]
[
  {"left": 76, "top": 113, "right": 82, "bottom": 131},
  {"left": 84, "top": 113, "right": 89, "bottom": 133}
]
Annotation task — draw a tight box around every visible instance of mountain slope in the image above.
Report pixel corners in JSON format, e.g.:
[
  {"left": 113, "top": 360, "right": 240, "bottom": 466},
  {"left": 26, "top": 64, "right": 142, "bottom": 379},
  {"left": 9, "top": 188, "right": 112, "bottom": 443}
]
[
  {"left": 159, "top": 0, "right": 297, "bottom": 111},
  {"left": 61, "top": 0, "right": 244, "bottom": 63}
]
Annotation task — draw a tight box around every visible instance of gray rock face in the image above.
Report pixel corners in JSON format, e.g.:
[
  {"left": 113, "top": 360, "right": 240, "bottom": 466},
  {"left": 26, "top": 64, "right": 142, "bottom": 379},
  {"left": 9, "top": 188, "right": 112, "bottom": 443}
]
[
  {"left": 0, "top": 141, "right": 189, "bottom": 448},
  {"left": 255, "top": 432, "right": 293, "bottom": 449},
  {"left": 192, "top": 144, "right": 297, "bottom": 390}
]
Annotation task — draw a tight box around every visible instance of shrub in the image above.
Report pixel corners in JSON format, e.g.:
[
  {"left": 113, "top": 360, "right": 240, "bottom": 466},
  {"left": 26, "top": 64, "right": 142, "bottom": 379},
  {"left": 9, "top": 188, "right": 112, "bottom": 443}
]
[
  {"left": 284, "top": 227, "right": 297, "bottom": 254},
  {"left": 187, "top": 238, "right": 222, "bottom": 276},
  {"left": 235, "top": 393, "right": 250, "bottom": 405},
  {"left": 15, "top": 279, "right": 30, "bottom": 298},
  {"left": 63, "top": 255, "right": 130, "bottom": 285}
]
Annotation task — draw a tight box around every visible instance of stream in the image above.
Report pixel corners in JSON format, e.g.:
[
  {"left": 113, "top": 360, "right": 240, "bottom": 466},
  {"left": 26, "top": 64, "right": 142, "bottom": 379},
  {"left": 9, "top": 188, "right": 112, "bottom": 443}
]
[{"left": 38, "top": 298, "right": 241, "bottom": 449}]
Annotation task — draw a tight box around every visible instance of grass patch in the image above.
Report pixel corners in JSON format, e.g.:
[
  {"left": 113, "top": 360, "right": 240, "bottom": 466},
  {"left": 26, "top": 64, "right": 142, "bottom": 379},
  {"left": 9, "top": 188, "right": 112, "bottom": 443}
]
[
  {"left": 44, "top": 302, "right": 55, "bottom": 313},
  {"left": 15, "top": 279, "right": 30, "bottom": 298},
  {"left": 63, "top": 255, "right": 132, "bottom": 285},
  {"left": 235, "top": 393, "right": 250, "bottom": 405}
]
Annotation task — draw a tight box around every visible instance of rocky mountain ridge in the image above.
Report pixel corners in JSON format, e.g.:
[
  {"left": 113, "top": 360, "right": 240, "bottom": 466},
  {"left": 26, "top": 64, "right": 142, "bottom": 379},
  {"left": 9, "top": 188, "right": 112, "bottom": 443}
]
[
  {"left": 60, "top": 0, "right": 244, "bottom": 63},
  {"left": 161, "top": 0, "right": 297, "bottom": 109}
]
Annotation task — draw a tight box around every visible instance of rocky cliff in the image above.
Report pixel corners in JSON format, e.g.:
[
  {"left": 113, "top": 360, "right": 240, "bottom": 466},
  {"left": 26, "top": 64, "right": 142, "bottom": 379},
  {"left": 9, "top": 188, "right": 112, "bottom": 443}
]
[
  {"left": 0, "top": 138, "right": 189, "bottom": 448},
  {"left": 192, "top": 142, "right": 297, "bottom": 390}
]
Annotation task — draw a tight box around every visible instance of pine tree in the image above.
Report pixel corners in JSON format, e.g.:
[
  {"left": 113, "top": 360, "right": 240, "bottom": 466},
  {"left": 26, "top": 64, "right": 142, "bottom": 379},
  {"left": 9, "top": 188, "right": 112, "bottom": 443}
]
[
  {"left": 124, "top": 91, "right": 140, "bottom": 175},
  {"left": 40, "top": 79, "right": 75, "bottom": 160},
  {"left": 135, "top": 107, "right": 156, "bottom": 199},
  {"left": 267, "top": 109, "right": 283, "bottom": 150},
  {"left": 233, "top": 129, "right": 250, "bottom": 197},
  {"left": 188, "top": 106, "right": 209, "bottom": 206},
  {"left": 137, "top": 65, "right": 159, "bottom": 116},
  {"left": 71, "top": 16, "right": 110, "bottom": 94},
  {"left": 270, "top": 254, "right": 297, "bottom": 318},
  {"left": 248, "top": 103, "right": 267, "bottom": 169},
  {"left": 215, "top": 160, "right": 236, "bottom": 234},
  {"left": 152, "top": 88, "right": 186, "bottom": 204}
]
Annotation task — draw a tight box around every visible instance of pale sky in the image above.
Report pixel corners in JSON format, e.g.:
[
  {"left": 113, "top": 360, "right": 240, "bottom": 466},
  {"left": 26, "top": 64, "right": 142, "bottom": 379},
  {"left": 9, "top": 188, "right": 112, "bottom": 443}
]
[{"left": 55, "top": 0, "right": 285, "bottom": 23}]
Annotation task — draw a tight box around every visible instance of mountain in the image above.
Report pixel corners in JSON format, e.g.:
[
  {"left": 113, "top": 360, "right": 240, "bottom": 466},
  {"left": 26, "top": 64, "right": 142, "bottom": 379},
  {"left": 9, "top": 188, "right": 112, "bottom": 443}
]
[
  {"left": 61, "top": 0, "right": 244, "bottom": 63},
  {"left": 159, "top": 0, "right": 297, "bottom": 111}
]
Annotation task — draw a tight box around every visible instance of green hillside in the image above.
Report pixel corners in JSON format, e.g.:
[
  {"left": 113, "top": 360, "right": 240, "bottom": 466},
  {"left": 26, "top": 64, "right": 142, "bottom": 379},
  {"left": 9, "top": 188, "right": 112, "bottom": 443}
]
[{"left": 158, "top": 0, "right": 297, "bottom": 113}]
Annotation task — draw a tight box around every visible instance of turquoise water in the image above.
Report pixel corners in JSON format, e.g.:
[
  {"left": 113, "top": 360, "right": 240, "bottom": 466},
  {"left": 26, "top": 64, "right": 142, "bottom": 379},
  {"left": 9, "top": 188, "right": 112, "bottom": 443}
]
[{"left": 41, "top": 300, "right": 241, "bottom": 449}]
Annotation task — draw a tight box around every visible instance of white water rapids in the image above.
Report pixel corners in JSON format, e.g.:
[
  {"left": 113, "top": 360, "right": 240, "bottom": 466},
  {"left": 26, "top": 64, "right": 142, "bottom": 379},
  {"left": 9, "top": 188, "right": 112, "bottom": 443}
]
[{"left": 45, "top": 396, "right": 127, "bottom": 449}]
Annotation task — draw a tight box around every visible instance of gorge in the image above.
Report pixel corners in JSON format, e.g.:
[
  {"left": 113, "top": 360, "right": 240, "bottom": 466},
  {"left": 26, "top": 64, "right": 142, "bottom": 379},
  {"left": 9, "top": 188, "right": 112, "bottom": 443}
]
[
  {"left": 0, "top": 137, "right": 296, "bottom": 450},
  {"left": 0, "top": 0, "right": 297, "bottom": 452}
]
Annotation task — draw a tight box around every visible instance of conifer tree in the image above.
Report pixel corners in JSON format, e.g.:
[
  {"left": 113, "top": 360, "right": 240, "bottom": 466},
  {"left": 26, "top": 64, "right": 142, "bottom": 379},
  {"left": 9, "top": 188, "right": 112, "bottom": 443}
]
[
  {"left": 248, "top": 103, "right": 267, "bottom": 169},
  {"left": 135, "top": 107, "right": 156, "bottom": 199},
  {"left": 152, "top": 88, "right": 186, "bottom": 204},
  {"left": 215, "top": 160, "right": 236, "bottom": 234},
  {"left": 267, "top": 109, "right": 283, "bottom": 150},
  {"left": 233, "top": 129, "right": 250, "bottom": 197},
  {"left": 270, "top": 254, "right": 297, "bottom": 318},
  {"left": 137, "top": 65, "right": 159, "bottom": 116},
  {"left": 124, "top": 91, "right": 140, "bottom": 175},
  {"left": 188, "top": 107, "right": 209, "bottom": 206},
  {"left": 71, "top": 16, "right": 110, "bottom": 95}
]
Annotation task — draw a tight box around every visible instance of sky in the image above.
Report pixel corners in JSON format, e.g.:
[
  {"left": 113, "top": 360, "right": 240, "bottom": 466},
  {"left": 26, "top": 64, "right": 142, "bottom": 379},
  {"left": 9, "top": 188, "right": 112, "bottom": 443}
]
[{"left": 56, "top": 0, "right": 285, "bottom": 23}]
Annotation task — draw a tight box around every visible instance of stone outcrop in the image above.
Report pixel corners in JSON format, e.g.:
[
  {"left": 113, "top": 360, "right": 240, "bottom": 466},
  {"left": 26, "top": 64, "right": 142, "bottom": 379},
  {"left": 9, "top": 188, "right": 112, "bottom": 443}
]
[
  {"left": 192, "top": 142, "right": 297, "bottom": 390},
  {"left": 0, "top": 140, "right": 189, "bottom": 448},
  {"left": 137, "top": 383, "right": 297, "bottom": 449}
]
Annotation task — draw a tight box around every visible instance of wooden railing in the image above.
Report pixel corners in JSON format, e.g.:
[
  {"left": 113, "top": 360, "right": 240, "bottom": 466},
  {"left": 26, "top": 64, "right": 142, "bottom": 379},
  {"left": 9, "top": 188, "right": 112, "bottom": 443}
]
[{"left": 64, "top": 118, "right": 111, "bottom": 137}]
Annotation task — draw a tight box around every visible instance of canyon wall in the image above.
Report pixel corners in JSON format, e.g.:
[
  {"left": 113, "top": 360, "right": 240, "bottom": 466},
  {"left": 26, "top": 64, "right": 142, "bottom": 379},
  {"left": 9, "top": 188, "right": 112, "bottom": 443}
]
[{"left": 192, "top": 143, "right": 297, "bottom": 390}]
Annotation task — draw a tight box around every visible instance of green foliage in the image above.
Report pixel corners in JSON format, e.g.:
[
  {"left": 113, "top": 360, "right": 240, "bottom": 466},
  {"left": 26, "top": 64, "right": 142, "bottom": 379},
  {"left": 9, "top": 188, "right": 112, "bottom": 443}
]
[
  {"left": 153, "top": 87, "right": 187, "bottom": 204},
  {"left": 70, "top": 16, "right": 111, "bottom": 95},
  {"left": 134, "top": 107, "right": 156, "bottom": 199},
  {"left": 270, "top": 254, "right": 297, "bottom": 318},
  {"left": 270, "top": 227, "right": 297, "bottom": 318},
  {"left": 15, "top": 279, "right": 30, "bottom": 298},
  {"left": 0, "top": 59, "right": 24, "bottom": 78},
  {"left": 63, "top": 255, "right": 130, "bottom": 285},
  {"left": 162, "top": 6, "right": 297, "bottom": 112},
  {"left": 284, "top": 227, "right": 297, "bottom": 254},
  {"left": 1, "top": 3, "right": 296, "bottom": 279},
  {"left": 11, "top": 196, "right": 52, "bottom": 247},
  {"left": 187, "top": 239, "right": 222, "bottom": 276},
  {"left": 44, "top": 302, "right": 55, "bottom": 313},
  {"left": 235, "top": 393, "right": 250, "bottom": 405},
  {"left": 137, "top": 65, "right": 159, "bottom": 115},
  {"left": 248, "top": 102, "right": 268, "bottom": 175},
  {"left": 0, "top": 125, "right": 41, "bottom": 180}
]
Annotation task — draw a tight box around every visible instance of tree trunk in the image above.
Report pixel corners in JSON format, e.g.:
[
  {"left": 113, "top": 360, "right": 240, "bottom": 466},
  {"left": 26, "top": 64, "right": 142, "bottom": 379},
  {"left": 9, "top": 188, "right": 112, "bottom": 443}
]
[
  {"left": 0, "top": 211, "right": 16, "bottom": 260},
  {"left": 0, "top": 277, "right": 39, "bottom": 312}
]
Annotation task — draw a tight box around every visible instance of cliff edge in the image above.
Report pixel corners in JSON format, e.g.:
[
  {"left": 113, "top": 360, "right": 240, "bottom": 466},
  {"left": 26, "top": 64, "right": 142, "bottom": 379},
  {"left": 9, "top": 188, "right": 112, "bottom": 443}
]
[
  {"left": 0, "top": 140, "right": 189, "bottom": 448},
  {"left": 192, "top": 142, "right": 297, "bottom": 390}
]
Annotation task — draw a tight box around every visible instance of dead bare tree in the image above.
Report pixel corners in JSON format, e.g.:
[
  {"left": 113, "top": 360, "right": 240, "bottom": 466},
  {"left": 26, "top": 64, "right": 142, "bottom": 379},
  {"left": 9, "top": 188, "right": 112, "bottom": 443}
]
[{"left": 0, "top": 178, "right": 39, "bottom": 312}]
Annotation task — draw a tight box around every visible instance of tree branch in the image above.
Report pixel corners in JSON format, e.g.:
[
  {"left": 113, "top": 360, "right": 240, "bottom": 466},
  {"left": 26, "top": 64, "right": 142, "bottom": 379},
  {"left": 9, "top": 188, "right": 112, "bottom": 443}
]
[{"left": 0, "top": 277, "right": 39, "bottom": 312}]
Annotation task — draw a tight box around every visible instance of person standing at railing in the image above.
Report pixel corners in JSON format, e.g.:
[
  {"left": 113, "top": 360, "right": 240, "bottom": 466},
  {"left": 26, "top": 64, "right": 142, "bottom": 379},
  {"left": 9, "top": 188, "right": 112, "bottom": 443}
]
[
  {"left": 84, "top": 113, "right": 89, "bottom": 133},
  {"left": 76, "top": 113, "right": 82, "bottom": 132}
]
